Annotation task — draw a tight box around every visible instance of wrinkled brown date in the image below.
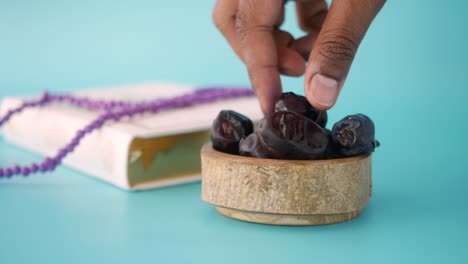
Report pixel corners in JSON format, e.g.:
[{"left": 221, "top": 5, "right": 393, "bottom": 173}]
[
  {"left": 331, "top": 114, "right": 376, "bottom": 157},
  {"left": 239, "top": 133, "right": 271, "bottom": 159},
  {"left": 275, "top": 92, "right": 327, "bottom": 128},
  {"left": 211, "top": 110, "right": 253, "bottom": 154},
  {"left": 255, "top": 111, "right": 329, "bottom": 160}
]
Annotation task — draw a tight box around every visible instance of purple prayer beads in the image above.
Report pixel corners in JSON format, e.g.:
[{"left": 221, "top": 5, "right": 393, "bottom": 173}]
[{"left": 0, "top": 87, "right": 255, "bottom": 178}]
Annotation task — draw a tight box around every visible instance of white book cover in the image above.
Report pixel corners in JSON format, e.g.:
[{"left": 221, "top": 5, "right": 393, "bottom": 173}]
[{"left": 0, "top": 83, "right": 263, "bottom": 190}]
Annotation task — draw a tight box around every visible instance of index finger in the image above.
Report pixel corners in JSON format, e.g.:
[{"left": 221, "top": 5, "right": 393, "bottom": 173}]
[{"left": 236, "top": 0, "right": 284, "bottom": 114}]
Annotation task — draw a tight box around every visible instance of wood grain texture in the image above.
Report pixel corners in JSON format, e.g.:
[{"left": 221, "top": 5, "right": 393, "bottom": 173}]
[
  {"left": 216, "top": 207, "right": 361, "bottom": 225},
  {"left": 201, "top": 144, "right": 372, "bottom": 218}
]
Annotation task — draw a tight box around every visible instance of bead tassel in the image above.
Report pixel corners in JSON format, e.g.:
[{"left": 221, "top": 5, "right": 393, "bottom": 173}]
[{"left": 0, "top": 87, "right": 255, "bottom": 178}]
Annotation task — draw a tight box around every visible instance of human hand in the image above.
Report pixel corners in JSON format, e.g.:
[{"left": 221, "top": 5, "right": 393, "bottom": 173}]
[{"left": 213, "top": 0, "right": 385, "bottom": 114}]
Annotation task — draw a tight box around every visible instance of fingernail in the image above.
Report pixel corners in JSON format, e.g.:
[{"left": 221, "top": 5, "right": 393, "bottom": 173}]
[{"left": 308, "top": 74, "right": 340, "bottom": 108}]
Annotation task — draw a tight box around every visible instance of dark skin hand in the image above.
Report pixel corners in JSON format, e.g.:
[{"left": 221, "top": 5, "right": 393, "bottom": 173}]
[{"left": 213, "top": 0, "right": 386, "bottom": 114}]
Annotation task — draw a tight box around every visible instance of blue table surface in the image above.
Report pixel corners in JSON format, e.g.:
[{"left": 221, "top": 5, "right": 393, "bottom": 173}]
[{"left": 1, "top": 1, "right": 467, "bottom": 263}]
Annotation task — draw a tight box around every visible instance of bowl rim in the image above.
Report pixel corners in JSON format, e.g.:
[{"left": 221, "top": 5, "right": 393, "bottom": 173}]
[{"left": 202, "top": 143, "right": 371, "bottom": 166}]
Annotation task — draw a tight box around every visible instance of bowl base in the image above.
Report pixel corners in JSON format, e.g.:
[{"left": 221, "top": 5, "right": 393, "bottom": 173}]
[{"left": 216, "top": 207, "right": 361, "bottom": 226}]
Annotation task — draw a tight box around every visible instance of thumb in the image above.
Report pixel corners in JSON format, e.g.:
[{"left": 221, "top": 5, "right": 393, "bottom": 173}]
[{"left": 304, "top": 0, "right": 385, "bottom": 110}]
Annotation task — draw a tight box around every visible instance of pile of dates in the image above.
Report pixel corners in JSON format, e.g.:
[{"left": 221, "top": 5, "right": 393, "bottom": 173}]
[{"left": 211, "top": 92, "right": 378, "bottom": 160}]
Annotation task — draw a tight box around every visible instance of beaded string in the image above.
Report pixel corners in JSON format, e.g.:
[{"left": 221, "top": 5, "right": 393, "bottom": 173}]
[{"left": 0, "top": 87, "right": 255, "bottom": 178}]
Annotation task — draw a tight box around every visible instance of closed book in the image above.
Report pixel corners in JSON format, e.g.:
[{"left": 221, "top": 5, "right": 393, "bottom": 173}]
[{"left": 0, "top": 83, "right": 262, "bottom": 190}]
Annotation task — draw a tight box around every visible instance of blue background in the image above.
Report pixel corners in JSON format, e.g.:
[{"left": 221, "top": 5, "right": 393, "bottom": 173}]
[{"left": 1, "top": 0, "right": 467, "bottom": 263}]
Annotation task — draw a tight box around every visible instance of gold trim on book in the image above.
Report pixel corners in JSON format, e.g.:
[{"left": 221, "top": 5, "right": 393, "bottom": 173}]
[
  {"left": 127, "top": 131, "right": 210, "bottom": 187},
  {"left": 131, "top": 170, "right": 201, "bottom": 190}
]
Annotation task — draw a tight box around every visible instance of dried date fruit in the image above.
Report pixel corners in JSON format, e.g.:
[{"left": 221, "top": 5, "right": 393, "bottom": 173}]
[
  {"left": 331, "top": 114, "right": 376, "bottom": 156},
  {"left": 274, "top": 92, "right": 327, "bottom": 127},
  {"left": 324, "top": 129, "right": 344, "bottom": 159},
  {"left": 211, "top": 110, "right": 253, "bottom": 154},
  {"left": 315, "top": 111, "right": 328, "bottom": 129},
  {"left": 239, "top": 133, "right": 271, "bottom": 159},
  {"left": 257, "top": 111, "right": 329, "bottom": 160}
]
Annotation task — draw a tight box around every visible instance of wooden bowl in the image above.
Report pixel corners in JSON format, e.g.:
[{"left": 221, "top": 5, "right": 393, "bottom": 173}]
[{"left": 201, "top": 144, "right": 372, "bottom": 225}]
